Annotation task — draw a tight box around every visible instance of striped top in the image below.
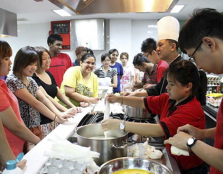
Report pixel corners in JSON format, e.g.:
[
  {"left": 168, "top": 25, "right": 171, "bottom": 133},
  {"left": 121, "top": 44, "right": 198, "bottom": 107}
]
[
  {"left": 142, "top": 64, "right": 158, "bottom": 84},
  {"left": 94, "top": 66, "right": 117, "bottom": 83}
]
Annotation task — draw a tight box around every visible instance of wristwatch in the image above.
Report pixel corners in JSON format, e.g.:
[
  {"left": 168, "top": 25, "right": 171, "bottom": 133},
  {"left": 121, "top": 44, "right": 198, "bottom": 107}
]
[
  {"left": 187, "top": 137, "right": 197, "bottom": 153},
  {"left": 120, "top": 120, "right": 125, "bottom": 132}
]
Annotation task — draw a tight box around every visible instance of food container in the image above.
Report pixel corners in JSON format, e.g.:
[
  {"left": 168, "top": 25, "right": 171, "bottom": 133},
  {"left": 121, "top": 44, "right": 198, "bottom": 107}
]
[
  {"left": 125, "top": 106, "right": 152, "bottom": 118},
  {"left": 98, "top": 157, "right": 173, "bottom": 174},
  {"left": 76, "top": 124, "right": 128, "bottom": 165}
]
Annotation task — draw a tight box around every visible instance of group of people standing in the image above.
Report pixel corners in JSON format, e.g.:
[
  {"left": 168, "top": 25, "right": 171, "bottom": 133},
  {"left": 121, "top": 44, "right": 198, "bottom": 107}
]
[{"left": 0, "top": 7, "right": 223, "bottom": 174}]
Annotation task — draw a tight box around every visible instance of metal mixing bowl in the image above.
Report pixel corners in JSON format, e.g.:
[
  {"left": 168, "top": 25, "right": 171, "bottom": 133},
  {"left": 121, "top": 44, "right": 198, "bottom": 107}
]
[{"left": 98, "top": 157, "right": 173, "bottom": 174}]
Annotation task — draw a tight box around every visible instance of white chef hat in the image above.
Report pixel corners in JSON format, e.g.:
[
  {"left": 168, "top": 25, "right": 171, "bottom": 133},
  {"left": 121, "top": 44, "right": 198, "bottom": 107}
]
[{"left": 157, "top": 16, "right": 180, "bottom": 42}]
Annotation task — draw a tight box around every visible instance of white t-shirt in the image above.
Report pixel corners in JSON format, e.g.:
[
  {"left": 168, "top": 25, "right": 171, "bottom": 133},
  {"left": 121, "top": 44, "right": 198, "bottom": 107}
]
[{"left": 120, "top": 64, "right": 135, "bottom": 91}]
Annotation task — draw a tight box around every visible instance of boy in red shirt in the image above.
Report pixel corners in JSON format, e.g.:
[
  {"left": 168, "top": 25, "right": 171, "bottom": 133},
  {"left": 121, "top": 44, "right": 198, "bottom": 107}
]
[
  {"left": 47, "top": 34, "right": 73, "bottom": 87},
  {"left": 141, "top": 38, "right": 168, "bottom": 83}
]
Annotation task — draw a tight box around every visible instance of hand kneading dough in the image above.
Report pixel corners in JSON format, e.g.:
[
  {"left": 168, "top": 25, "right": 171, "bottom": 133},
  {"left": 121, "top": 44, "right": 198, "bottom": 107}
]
[{"left": 171, "top": 146, "right": 189, "bottom": 156}]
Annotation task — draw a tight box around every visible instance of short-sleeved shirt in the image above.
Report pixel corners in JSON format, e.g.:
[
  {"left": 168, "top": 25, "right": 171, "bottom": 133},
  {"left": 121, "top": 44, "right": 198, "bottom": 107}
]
[
  {"left": 0, "top": 80, "right": 25, "bottom": 157},
  {"left": 146, "top": 56, "right": 183, "bottom": 96},
  {"left": 143, "top": 93, "right": 205, "bottom": 171},
  {"left": 120, "top": 64, "right": 135, "bottom": 91},
  {"left": 94, "top": 66, "right": 117, "bottom": 83},
  {"left": 47, "top": 53, "right": 73, "bottom": 87},
  {"left": 110, "top": 62, "right": 123, "bottom": 93},
  {"left": 142, "top": 64, "right": 158, "bottom": 84},
  {"left": 32, "top": 71, "right": 58, "bottom": 124},
  {"left": 6, "top": 74, "right": 41, "bottom": 128},
  {"left": 73, "top": 59, "right": 80, "bottom": 66},
  {"left": 60, "top": 66, "right": 98, "bottom": 106},
  {"left": 210, "top": 99, "right": 223, "bottom": 174},
  {"left": 157, "top": 60, "right": 169, "bottom": 83}
]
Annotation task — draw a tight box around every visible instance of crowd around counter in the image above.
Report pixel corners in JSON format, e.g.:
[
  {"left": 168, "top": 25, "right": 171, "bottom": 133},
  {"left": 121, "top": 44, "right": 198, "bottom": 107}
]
[{"left": 1, "top": 8, "right": 223, "bottom": 174}]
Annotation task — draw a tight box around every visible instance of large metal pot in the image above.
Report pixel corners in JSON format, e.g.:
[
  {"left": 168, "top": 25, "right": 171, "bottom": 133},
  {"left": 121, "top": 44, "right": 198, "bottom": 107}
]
[
  {"left": 125, "top": 106, "right": 152, "bottom": 118},
  {"left": 98, "top": 157, "right": 173, "bottom": 174},
  {"left": 76, "top": 124, "right": 128, "bottom": 165}
]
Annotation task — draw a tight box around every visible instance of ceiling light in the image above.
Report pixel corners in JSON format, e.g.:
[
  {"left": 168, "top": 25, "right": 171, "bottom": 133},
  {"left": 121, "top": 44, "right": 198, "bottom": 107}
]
[
  {"left": 170, "top": 5, "right": 185, "bottom": 13},
  {"left": 148, "top": 25, "right": 157, "bottom": 29},
  {"left": 53, "top": 9, "right": 71, "bottom": 16}
]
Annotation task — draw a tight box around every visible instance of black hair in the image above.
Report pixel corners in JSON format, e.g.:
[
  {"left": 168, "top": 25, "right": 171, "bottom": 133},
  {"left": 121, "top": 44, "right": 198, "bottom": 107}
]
[
  {"left": 0, "top": 40, "right": 12, "bottom": 60},
  {"left": 108, "top": 49, "right": 119, "bottom": 56},
  {"left": 34, "top": 46, "right": 51, "bottom": 70},
  {"left": 133, "top": 53, "right": 150, "bottom": 66},
  {"left": 166, "top": 60, "right": 207, "bottom": 105},
  {"left": 86, "top": 47, "right": 94, "bottom": 55},
  {"left": 101, "top": 53, "right": 110, "bottom": 62},
  {"left": 166, "top": 39, "right": 178, "bottom": 51},
  {"left": 47, "top": 33, "right": 63, "bottom": 46},
  {"left": 81, "top": 53, "right": 96, "bottom": 62},
  {"left": 13, "top": 46, "right": 39, "bottom": 76},
  {"left": 179, "top": 8, "right": 223, "bottom": 53},
  {"left": 141, "top": 38, "right": 157, "bottom": 54}
]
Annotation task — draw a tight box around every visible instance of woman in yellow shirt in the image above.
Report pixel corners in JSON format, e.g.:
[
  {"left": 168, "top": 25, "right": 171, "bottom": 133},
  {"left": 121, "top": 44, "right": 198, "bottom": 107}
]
[{"left": 60, "top": 53, "right": 100, "bottom": 106}]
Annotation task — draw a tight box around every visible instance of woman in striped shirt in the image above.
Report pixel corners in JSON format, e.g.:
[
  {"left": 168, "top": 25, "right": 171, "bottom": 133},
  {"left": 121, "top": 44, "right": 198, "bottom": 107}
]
[{"left": 94, "top": 53, "right": 117, "bottom": 89}]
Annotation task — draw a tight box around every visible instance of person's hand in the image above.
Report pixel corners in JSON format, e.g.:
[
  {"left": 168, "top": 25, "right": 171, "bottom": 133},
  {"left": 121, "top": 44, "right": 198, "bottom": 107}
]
[
  {"left": 17, "top": 159, "right": 27, "bottom": 170},
  {"left": 128, "top": 91, "right": 139, "bottom": 96},
  {"left": 143, "top": 84, "right": 153, "bottom": 89},
  {"left": 59, "top": 110, "right": 75, "bottom": 119},
  {"left": 55, "top": 115, "right": 67, "bottom": 124},
  {"left": 89, "top": 97, "right": 100, "bottom": 104},
  {"left": 101, "top": 119, "right": 121, "bottom": 131},
  {"left": 80, "top": 102, "right": 89, "bottom": 107},
  {"left": 123, "top": 92, "right": 131, "bottom": 96},
  {"left": 164, "top": 132, "right": 192, "bottom": 150},
  {"left": 73, "top": 107, "right": 82, "bottom": 113},
  {"left": 177, "top": 124, "right": 204, "bottom": 139},
  {"left": 67, "top": 107, "right": 82, "bottom": 115},
  {"left": 66, "top": 108, "right": 77, "bottom": 115},
  {"left": 106, "top": 94, "right": 119, "bottom": 103}
]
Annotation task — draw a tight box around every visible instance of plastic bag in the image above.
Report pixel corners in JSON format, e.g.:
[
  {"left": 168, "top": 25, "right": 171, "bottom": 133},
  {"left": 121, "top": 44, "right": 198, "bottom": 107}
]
[{"left": 44, "top": 135, "right": 100, "bottom": 174}]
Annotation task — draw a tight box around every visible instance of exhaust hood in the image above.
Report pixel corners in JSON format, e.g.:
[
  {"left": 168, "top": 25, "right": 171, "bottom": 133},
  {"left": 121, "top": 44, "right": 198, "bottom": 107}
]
[
  {"left": 0, "top": 8, "right": 17, "bottom": 37},
  {"left": 70, "top": 19, "right": 105, "bottom": 50},
  {"left": 49, "top": 0, "right": 179, "bottom": 15}
]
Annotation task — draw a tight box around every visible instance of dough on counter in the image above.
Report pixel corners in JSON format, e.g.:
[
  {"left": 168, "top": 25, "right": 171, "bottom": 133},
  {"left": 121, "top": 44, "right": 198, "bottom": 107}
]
[
  {"left": 127, "top": 142, "right": 163, "bottom": 159},
  {"left": 171, "top": 146, "right": 189, "bottom": 156}
]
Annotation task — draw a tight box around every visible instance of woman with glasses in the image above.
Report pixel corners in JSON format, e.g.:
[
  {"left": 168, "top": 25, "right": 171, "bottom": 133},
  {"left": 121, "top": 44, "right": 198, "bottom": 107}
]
[
  {"left": 94, "top": 53, "right": 117, "bottom": 88},
  {"left": 60, "top": 53, "right": 100, "bottom": 107}
]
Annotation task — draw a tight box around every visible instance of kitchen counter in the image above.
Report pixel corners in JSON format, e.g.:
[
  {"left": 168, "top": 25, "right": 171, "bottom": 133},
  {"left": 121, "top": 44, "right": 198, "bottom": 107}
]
[
  {"left": 22, "top": 87, "right": 180, "bottom": 174},
  {"left": 23, "top": 106, "right": 93, "bottom": 174},
  {"left": 23, "top": 86, "right": 113, "bottom": 174}
]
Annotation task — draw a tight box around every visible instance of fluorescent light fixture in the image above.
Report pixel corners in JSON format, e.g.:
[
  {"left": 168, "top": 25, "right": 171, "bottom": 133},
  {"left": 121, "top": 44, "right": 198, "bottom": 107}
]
[
  {"left": 148, "top": 25, "right": 157, "bottom": 29},
  {"left": 170, "top": 5, "right": 184, "bottom": 13},
  {"left": 53, "top": 9, "right": 71, "bottom": 16},
  {"left": 0, "top": 34, "right": 12, "bottom": 38}
]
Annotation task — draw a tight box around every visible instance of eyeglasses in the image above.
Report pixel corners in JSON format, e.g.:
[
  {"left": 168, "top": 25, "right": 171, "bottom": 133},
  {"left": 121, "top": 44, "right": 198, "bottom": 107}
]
[
  {"left": 189, "top": 29, "right": 213, "bottom": 62},
  {"left": 189, "top": 41, "right": 203, "bottom": 62},
  {"left": 84, "top": 61, "right": 95, "bottom": 66}
]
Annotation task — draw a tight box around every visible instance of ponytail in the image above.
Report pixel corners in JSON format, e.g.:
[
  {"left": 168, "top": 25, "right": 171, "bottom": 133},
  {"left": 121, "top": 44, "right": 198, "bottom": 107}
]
[
  {"left": 167, "top": 60, "right": 207, "bottom": 106},
  {"left": 196, "top": 70, "right": 207, "bottom": 105}
]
